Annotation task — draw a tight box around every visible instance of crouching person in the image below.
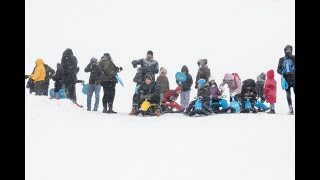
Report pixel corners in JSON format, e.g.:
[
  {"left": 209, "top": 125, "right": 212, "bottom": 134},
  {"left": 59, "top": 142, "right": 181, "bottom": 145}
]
[
  {"left": 161, "top": 86, "right": 183, "bottom": 113},
  {"left": 240, "top": 79, "right": 258, "bottom": 113},
  {"left": 184, "top": 79, "right": 213, "bottom": 116},
  {"left": 138, "top": 74, "right": 161, "bottom": 116}
]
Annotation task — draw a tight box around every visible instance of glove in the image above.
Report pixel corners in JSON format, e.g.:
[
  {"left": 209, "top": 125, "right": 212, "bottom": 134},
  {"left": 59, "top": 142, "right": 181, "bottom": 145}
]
[
  {"left": 25, "top": 75, "right": 29, "bottom": 79},
  {"left": 119, "top": 67, "right": 123, "bottom": 71},
  {"left": 195, "top": 84, "right": 198, "bottom": 89},
  {"left": 169, "top": 96, "right": 176, "bottom": 101},
  {"left": 132, "top": 61, "right": 138, "bottom": 68},
  {"left": 140, "top": 94, "right": 152, "bottom": 100},
  {"left": 198, "top": 96, "right": 203, "bottom": 99}
]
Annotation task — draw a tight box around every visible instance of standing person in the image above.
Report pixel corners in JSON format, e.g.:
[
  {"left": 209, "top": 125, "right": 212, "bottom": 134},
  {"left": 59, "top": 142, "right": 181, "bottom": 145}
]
[
  {"left": 84, "top": 58, "right": 101, "bottom": 111},
  {"left": 156, "top": 67, "right": 169, "bottom": 103},
  {"left": 52, "top": 63, "right": 64, "bottom": 98},
  {"left": 26, "top": 66, "right": 36, "bottom": 94},
  {"left": 129, "top": 50, "right": 159, "bottom": 115},
  {"left": 219, "top": 73, "right": 242, "bottom": 102},
  {"left": 28, "top": 58, "right": 46, "bottom": 95},
  {"left": 43, "top": 64, "right": 55, "bottom": 96},
  {"left": 195, "top": 59, "right": 210, "bottom": 88},
  {"left": 264, "top": 69, "right": 277, "bottom": 114},
  {"left": 256, "top": 72, "right": 266, "bottom": 103},
  {"left": 277, "top": 45, "right": 295, "bottom": 115},
  {"left": 61, "top": 48, "right": 79, "bottom": 102},
  {"left": 176, "top": 65, "right": 193, "bottom": 110},
  {"left": 99, "top": 53, "right": 123, "bottom": 113}
]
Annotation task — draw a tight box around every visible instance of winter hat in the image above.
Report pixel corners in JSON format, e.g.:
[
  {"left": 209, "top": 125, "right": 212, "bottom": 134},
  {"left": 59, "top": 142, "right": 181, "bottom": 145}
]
[
  {"left": 223, "top": 73, "right": 234, "bottom": 81},
  {"left": 257, "top": 72, "right": 266, "bottom": 81},
  {"left": 160, "top": 67, "right": 167, "bottom": 75},
  {"left": 147, "top": 50, "right": 153, "bottom": 57},
  {"left": 90, "top": 57, "right": 98, "bottom": 63},
  {"left": 144, "top": 74, "right": 153, "bottom": 80},
  {"left": 208, "top": 76, "right": 215, "bottom": 82},
  {"left": 175, "top": 86, "right": 183, "bottom": 92},
  {"left": 284, "top": 45, "right": 293, "bottom": 53}
]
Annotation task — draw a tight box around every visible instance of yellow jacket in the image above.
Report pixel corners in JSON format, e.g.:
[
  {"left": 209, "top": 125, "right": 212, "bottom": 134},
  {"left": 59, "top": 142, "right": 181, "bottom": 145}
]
[{"left": 30, "top": 58, "right": 46, "bottom": 82}]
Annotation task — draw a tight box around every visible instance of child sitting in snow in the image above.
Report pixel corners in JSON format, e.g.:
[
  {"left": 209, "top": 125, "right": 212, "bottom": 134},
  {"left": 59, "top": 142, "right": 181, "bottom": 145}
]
[{"left": 161, "top": 86, "right": 183, "bottom": 112}]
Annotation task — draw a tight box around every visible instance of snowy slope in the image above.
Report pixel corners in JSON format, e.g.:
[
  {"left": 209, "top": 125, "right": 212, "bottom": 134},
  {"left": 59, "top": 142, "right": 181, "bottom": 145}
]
[{"left": 25, "top": 92, "right": 295, "bottom": 180}]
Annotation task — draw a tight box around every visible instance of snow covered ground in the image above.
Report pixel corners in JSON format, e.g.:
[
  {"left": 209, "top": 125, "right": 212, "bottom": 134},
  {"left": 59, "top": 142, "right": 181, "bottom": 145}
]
[
  {"left": 25, "top": 91, "right": 295, "bottom": 180},
  {"left": 25, "top": 0, "right": 295, "bottom": 179}
]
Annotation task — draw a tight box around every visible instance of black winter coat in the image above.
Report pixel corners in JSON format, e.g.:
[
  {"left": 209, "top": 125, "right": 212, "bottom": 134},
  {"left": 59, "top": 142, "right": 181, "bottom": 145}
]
[
  {"left": 84, "top": 62, "right": 101, "bottom": 84},
  {"left": 61, "top": 49, "right": 79, "bottom": 85},
  {"left": 176, "top": 65, "right": 193, "bottom": 91}
]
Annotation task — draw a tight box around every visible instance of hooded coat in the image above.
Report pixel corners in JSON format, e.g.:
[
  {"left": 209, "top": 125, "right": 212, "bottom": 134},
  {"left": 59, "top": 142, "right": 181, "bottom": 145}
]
[
  {"left": 264, "top": 69, "right": 277, "bottom": 103},
  {"left": 176, "top": 65, "right": 193, "bottom": 91},
  {"left": 30, "top": 58, "right": 46, "bottom": 82}
]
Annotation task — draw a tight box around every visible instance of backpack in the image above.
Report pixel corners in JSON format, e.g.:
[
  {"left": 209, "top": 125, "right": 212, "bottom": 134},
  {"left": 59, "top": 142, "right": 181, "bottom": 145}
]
[
  {"left": 232, "top": 73, "right": 240, "bottom": 81},
  {"left": 282, "top": 57, "right": 295, "bottom": 74}
]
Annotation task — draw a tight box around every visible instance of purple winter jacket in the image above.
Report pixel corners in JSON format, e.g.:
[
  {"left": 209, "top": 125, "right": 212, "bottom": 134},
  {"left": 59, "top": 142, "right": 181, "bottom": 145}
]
[{"left": 209, "top": 83, "right": 222, "bottom": 98}]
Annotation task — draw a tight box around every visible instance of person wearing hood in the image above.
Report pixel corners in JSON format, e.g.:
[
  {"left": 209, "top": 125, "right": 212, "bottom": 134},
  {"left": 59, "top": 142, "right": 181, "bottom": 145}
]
[
  {"left": 52, "top": 63, "right": 64, "bottom": 98},
  {"left": 240, "top": 78, "right": 258, "bottom": 113},
  {"left": 208, "top": 76, "right": 222, "bottom": 113},
  {"left": 99, "top": 53, "right": 123, "bottom": 113},
  {"left": 195, "top": 59, "right": 210, "bottom": 88},
  {"left": 264, "top": 69, "right": 277, "bottom": 114},
  {"left": 219, "top": 73, "right": 242, "bottom": 102},
  {"left": 256, "top": 72, "right": 266, "bottom": 103},
  {"left": 176, "top": 65, "right": 193, "bottom": 110},
  {"left": 277, "top": 45, "right": 295, "bottom": 115},
  {"left": 61, "top": 48, "right": 79, "bottom": 102},
  {"left": 129, "top": 50, "right": 159, "bottom": 115},
  {"left": 28, "top": 58, "right": 46, "bottom": 95}
]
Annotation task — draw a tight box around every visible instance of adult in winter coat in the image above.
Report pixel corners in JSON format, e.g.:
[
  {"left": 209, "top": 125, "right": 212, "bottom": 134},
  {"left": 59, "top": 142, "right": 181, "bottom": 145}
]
[
  {"left": 277, "top": 45, "right": 295, "bottom": 115},
  {"left": 256, "top": 72, "right": 266, "bottom": 103},
  {"left": 43, "top": 64, "right": 55, "bottom": 96},
  {"left": 28, "top": 58, "right": 46, "bottom": 95},
  {"left": 138, "top": 74, "right": 161, "bottom": 116},
  {"left": 61, "top": 48, "right": 79, "bottom": 102},
  {"left": 84, "top": 58, "right": 101, "bottom": 111},
  {"left": 219, "top": 73, "right": 242, "bottom": 102},
  {"left": 264, "top": 69, "right": 277, "bottom": 114},
  {"left": 52, "top": 63, "right": 64, "bottom": 98},
  {"left": 176, "top": 65, "right": 193, "bottom": 110},
  {"left": 161, "top": 86, "right": 183, "bottom": 112},
  {"left": 240, "top": 79, "right": 257, "bottom": 113},
  {"left": 99, "top": 53, "right": 123, "bottom": 113},
  {"left": 129, "top": 50, "right": 159, "bottom": 115},
  {"left": 195, "top": 59, "right": 210, "bottom": 88},
  {"left": 156, "top": 67, "right": 170, "bottom": 102}
]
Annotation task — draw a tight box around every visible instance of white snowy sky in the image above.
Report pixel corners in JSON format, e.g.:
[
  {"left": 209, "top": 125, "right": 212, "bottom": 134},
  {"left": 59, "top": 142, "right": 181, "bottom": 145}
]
[{"left": 26, "top": 1, "right": 295, "bottom": 179}]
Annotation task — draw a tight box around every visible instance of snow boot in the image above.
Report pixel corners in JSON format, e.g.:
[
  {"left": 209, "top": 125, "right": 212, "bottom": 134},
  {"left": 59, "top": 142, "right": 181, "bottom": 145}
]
[
  {"left": 129, "top": 107, "right": 136, "bottom": 115},
  {"left": 155, "top": 109, "right": 161, "bottom": 117},
  {"left": 107, "top": 103, "right": 117, "bottom": 114},
  {"left": 267, "top": 109, "right": 275, "bottom": 114}
]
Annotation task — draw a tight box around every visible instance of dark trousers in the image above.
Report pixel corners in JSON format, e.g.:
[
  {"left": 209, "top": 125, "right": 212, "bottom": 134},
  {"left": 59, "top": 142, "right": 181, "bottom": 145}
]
[
  {"left": 101, "top": 81, "right": 116, "bottom": 109},
  {"left": 65, "top": 83, "right": 77, "bottom": 102},
  {"left": 284, "top": 73, "right": 295, "bottom": 106},
  {"left": 34, "top": 81, "right": 44, "bottom": 95},
  {"left": 43, "top": 81, "right": 50, "bottom": 96}
]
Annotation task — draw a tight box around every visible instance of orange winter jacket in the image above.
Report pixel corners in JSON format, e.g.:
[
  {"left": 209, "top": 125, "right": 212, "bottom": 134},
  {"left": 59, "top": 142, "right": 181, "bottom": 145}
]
[{"left": 30, "top": 58, "right": 46, "bottom": 82}]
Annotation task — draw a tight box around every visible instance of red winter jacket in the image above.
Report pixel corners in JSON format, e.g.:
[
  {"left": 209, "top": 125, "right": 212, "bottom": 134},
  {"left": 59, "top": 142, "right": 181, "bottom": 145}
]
[
  {"left": 163, "top": 90, "right": 179, "bottom": 102},
  {"left": 263, "top": 70, "right": 277, "bottom": 103}
]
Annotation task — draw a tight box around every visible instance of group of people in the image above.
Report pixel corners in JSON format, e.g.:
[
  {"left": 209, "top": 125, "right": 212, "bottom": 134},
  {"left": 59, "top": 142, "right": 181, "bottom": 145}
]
[{"left": 26, "top": 45, "right": 295, "bottom": 116}]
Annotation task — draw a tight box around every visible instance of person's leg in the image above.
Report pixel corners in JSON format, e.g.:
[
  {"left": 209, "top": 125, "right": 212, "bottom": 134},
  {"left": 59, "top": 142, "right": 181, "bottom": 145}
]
[
  {"left": 93, "top": 84, "right": 101, "bottom": 111},
  {"left": 86, "top": 84, "right": 94, "bottom": 111},
  {"left": 101, "top": 81, "right": 108, "bottom": 112},
  {"left": 106, "top": 82, "right": 116, "bottom": 113}
]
